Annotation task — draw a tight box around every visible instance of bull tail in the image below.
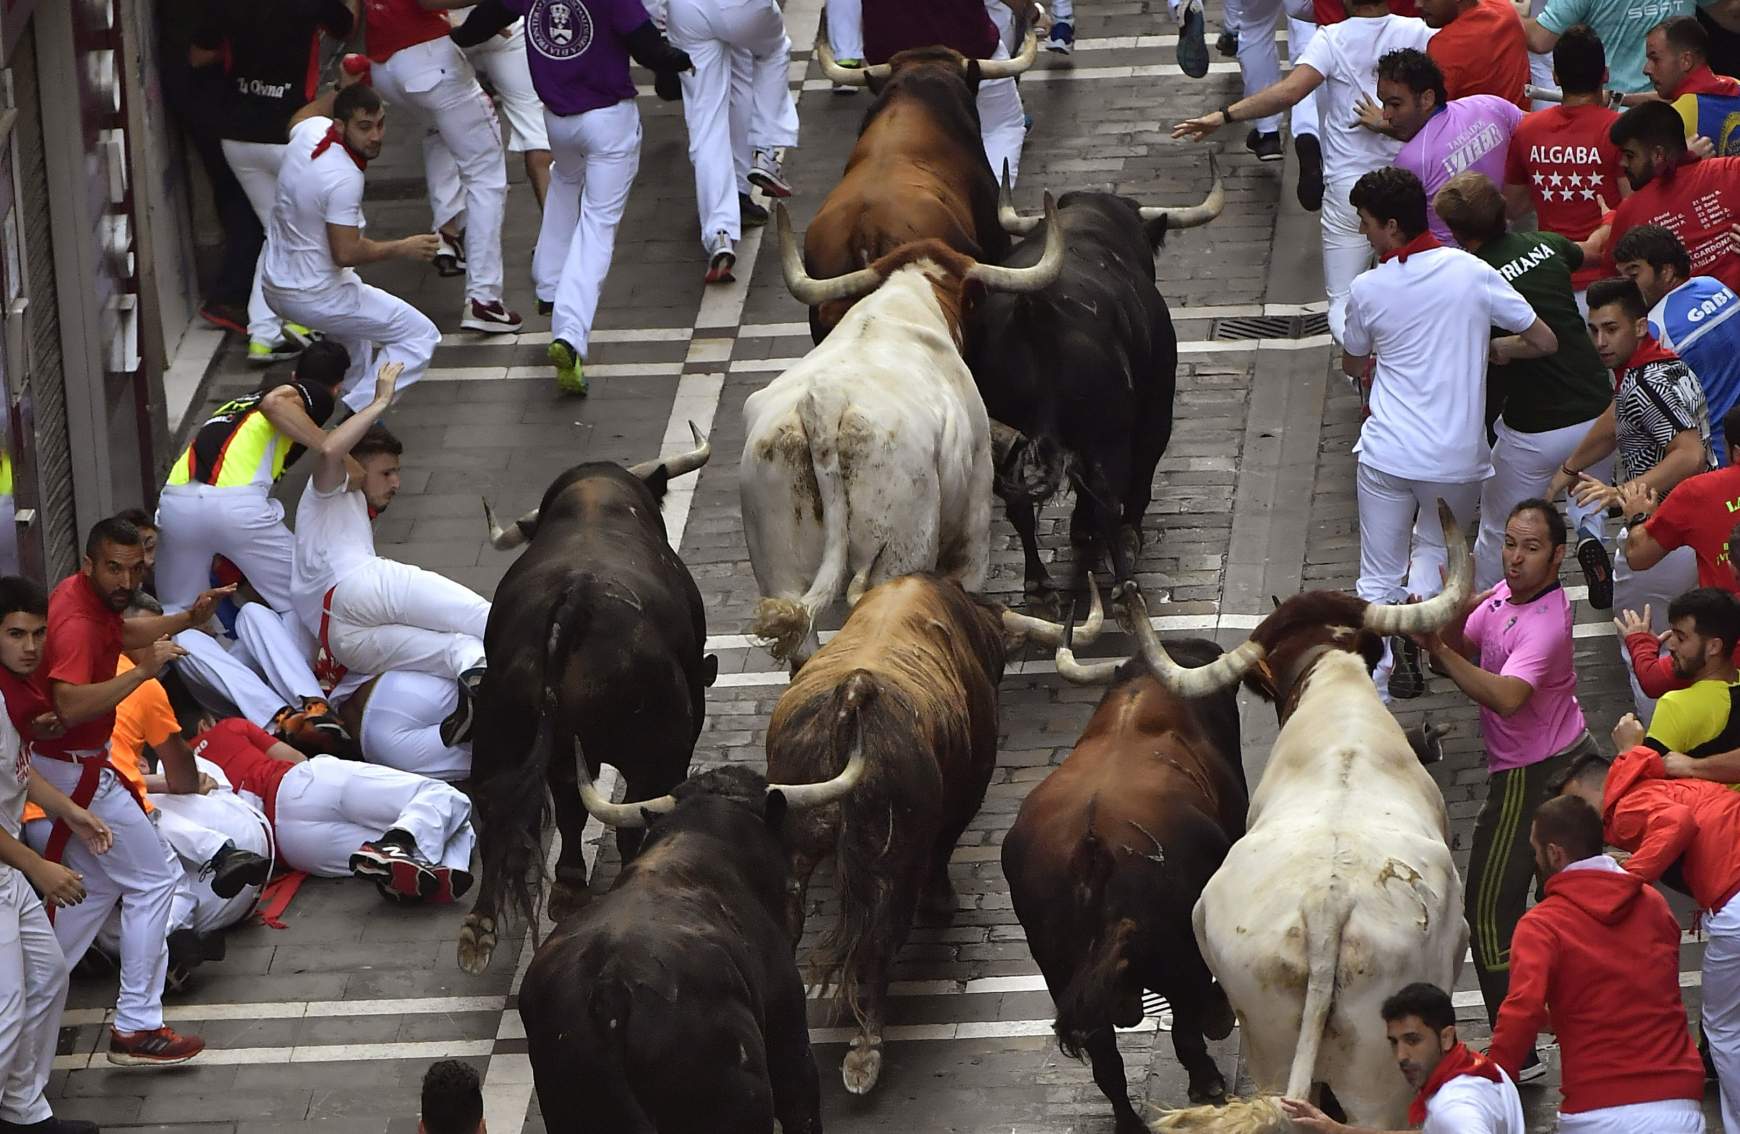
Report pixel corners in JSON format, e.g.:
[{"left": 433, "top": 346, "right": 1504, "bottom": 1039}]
[
  {"left": 578, "top": 980, "right": 657, "bottom": 1134},
  {"left": 1286, "top": 879, "right": 1352, "bottom": 1100},
  {"left": 1053, "top": 804, "right": 1140, "bottom": 1059},
  {"left": 751, "top": 390, "right": 852, "bottom": 663},
  {"left": 479, "top": 578, "right": 590, "bottom": 938},
  {"left": 810, "top": 670, "right": 883, "bottom": 1027}
]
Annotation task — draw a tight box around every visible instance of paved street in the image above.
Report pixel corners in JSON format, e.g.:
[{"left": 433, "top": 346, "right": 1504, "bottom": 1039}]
[{"left": 41, "top": 1, "right": 1725, "bottom": 1130}]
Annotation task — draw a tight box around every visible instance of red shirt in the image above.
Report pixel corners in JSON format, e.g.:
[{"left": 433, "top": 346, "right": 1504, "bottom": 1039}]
[
  {"left": 1426, "top": 0, "right": 1529, "bottom": 107},
  {"left": 1603, "top": 745, "right": 1740, "bottom": 913},
  {"left": 1488, "top": 861, "right": 1705, "bottom": 1112},
  {"left": 864, "top": 0, "right": 999, "bottom": 65},
  {"left": 1504, "top": 104, "right": 1623, "bottom": 287},
  {"left": 1313, "top": 0, "right": 1418, "bottom": 23},
  {"left": 363, "top": 0, "right": 449, "bottom": 63},
  {"left": 1606, "top": 156, "right": 1740, "bottom": 293},
  {"left": 193, "top": 718, "right": 297, "bottom": 822},
  {"left": 36, "top": 574, "right": 124, "bottom": 756},
  {"left": 1674, "top": 64, "right": 1740, "bottom": 98},
  {"left": 1640, "top": 463, "right": 1740, "bottom": 588},
  {"left": 0, "top": 665, "right": 50, "bottom": 742}
]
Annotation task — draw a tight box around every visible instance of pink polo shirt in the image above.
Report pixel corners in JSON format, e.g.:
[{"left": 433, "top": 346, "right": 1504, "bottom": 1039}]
[
  {"left": 1396, "top": 95, "right": 1524, "bottom": 246},
  {"left": 1461, "top": 580, "right": 1587, "bottom": 772}
]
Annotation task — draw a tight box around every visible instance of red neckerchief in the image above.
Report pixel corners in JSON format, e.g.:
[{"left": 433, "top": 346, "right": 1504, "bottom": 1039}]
[
  {"left": 1615, "top": 332, "right": 1679, "bottom": 383},
  {"left": 1409, "top": 1043, "right": 1504, "bottom": 1125},
  {"left": 310, "top": 123, "right": 367, "bottom": 171},
  {"left": 1379, "top": 230, "right": 1442, "bottom": 264},
  {"left": 1677, "top": 64, "right": 1740, "bottom": 97}
]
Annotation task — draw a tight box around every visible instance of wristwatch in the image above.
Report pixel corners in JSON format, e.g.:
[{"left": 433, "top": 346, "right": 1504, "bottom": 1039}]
[
  {"left": 1218, "top": 103, "right": 1238, "bottom": 125},
  {"left": 1628, "top": 511, "right": 1650, "bottom": 529}
]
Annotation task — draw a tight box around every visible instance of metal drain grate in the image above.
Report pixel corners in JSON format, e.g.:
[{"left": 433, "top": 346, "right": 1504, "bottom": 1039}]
[{"left": 1210, "top": 313, "right": 1327, "bottom": 340}]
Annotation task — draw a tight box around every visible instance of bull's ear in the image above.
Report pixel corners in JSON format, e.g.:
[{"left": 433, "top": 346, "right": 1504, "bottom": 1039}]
[
  {"left": 640, "top": 805, "right": 663, "bottom": 827},
  {"left": 702, "top": 654, "right": 720, "bottom": 687},
  {"left": 764, "top": 789, "right": 789, "bottom": 831},
  {"left": 641, "top": 465, "right": 671, "bottom": 501},
  {"left": 866, "top": 69, "right": 888, "bottom": 95},
  {"left": 1142, "top": 215, "right": 1169, "bottom": 251},
  {"left": 960, "top": 275, "right": 988, "bottom": 319},
  {"left": 963, "top": 58, "right": 984, "bottom": 93}
]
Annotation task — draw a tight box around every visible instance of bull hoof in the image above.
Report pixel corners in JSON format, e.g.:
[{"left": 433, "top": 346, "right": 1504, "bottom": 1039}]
[
  {"left": 1186, "top": 1073, "right": 1228, "bottom": 1105},
  {"left": 918, "top": 877, "right": 958, "bottom": 922},
  {"left": 457, "top": 915, "right": 497, "bottom": 975},
  {"left": 842, "top": 1036, "right": 883, "bottom": 1095},
  {"left": 547, "top": 877, "right": 591, "bottom": 925}
]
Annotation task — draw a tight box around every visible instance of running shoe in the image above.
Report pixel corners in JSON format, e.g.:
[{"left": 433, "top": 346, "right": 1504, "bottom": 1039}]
[
  {"left": 549, "top": 337, "right": 586, "bottom": 396},
  {"left": 748, "top": 149, "right": 792, "bottom": 198},
  {"left": 461, "top": 298, "right": 523, "bottom": 334},
  {"left": 1216, "top": 27, "right": 1238, "bottom": 56},
  {"left": 1045, "top": 19, "right": 1075, "bottom": 54},
  {"left": 705, "top": 231, "right": 736, "bottom": 284},
  {"left": 204, "top": 843, "right": 272, "bottom": 899},
  {"left": 247, "top": 338, "right": 300, "bottom": 364},
  {"left": 831, "top": 57, "right": 862, "bottom": 94},
  {"left": 1387, "top": 634, "right": 1427, "bottom": 700},
  {"left": 198, "top": 302, "right": 246, "bottom": 336},
  {"left": 108, "top": 1026, "right": 205, "bottom": 1067},
  {"left": 432, "top": 867, "right": 475, "bottom": 904},
  {"left": 433, "top": 232, "right": 465, "bottom": 278},
  {"left": 282, "top": 322, "right": 319, "bottom": 349},
  {"left": 350, "top": 835, "right": 439, "bottom": 899},
  {"left": 1577, "top": 534, "right": 1613, "bottom": 610},
  {"left": 1176, "top": 2, "right": 1208, "bottom": 77},
  {"left": 1295, "top": 132, "right": 1324, "bottom": 211},
  {"left": 440, "top": 665, "right": 485, "bottom": 746},
  {"left": 1517, "top": 1050, "right": 1548, "bottom": 1083},
  {"left": 740, "top": 192, "right": 769, "bottom": 228},
  {"left": 537, "top": 298, "right": 554, "bottom": 316},
  {"left": 1246, "top": 129, "right": 1283, "bottom": 162}
]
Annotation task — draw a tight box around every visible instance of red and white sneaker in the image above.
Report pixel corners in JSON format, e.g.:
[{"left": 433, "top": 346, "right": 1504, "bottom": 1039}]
[
  {"left": 461, "top": 298, "right": 523, "bottom": 334},
  {"left": 108, "top": 1025, "right": 206, "bottom": 1066},
  {"left": 429, "top": 866, "right": 476, "bottom": 904},
  {"left": 747, "top": 149, "right": 792, "bottom": 198},
  {"left": 705, "top": 231, "right": 736, "bottom": 284},
  {"left": 350, "top": 837, "right": 438, "bottom": 899}
]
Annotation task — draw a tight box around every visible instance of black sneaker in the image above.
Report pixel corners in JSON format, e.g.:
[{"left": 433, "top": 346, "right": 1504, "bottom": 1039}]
[
  {"left": 1216, "top": 28, "right": 1238, "bottom": 57},
  {"left": 205, "top": 843, "right": 271, "bottom": 899},
  {"left": 1295, "top": 132, "right": 1324, "bottom": 211},
  {"left": 537, "top": 298, "right": 554, "bottom": 316},
  {"left": 1577, "top": 535, "right": 1613, "bottom": 610},
  {"left": 1176, "top": 1, "right": 1208, "bottom": 78},
  {"left": 350, "top": 835, "right": 439, "bottom": 900},
  {"left": 740, "top": 192, "right": 769, "bottom": 228},
  {"left": 1246, "top": 129, "right": 1283, "bottom": 162},
  {"left": 1, "top": 1117, "right": 104, "bottom": 1133},
  {"left": 440, "top": 665, "right": 484, "bottom": 747},
  {"left": 1517, "top": 1049, "right": 1548, "bottom": 1083},
  {"left": 1387, "top": 634, "right": 1426, "bottom": 700}
]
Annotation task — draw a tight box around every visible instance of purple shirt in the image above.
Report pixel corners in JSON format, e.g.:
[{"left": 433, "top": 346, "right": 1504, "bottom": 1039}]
[
  {"left": 1460, "top": 580, "right": 1587, "bottom": 773},
  {"left": 507, "top": 0, "right": 651, "bottom": 115},
  {"left": 1396, "top": 95, "right": 1524, "bottom": 245}
]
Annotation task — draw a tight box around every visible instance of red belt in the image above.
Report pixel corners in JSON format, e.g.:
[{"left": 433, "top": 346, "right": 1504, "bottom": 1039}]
[
  {"left": 36, "top": 748, "right": 148, "bottom": 924},
  {"left": 314, "top": 585, "right": 349, "bottom": 695}
]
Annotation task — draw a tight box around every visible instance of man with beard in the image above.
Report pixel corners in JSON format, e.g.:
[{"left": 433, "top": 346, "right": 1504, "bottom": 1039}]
[
  {"left": 1605, "top": 100, "right": 1740, "bottom": 293},
  {"left": 1632, "top": 586, "right": 1740, "bottom": 761},
  {"left": 1278, "top": 983, "right": 1525, "bottom": 1132}
]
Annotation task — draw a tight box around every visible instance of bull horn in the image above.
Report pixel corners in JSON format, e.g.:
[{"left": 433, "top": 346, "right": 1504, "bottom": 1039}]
[
  {"left": 1125, "top": 588, "right": 1266, "bottom": 697},
  {"left": 1137, "top": 152, "right": 1226, "bottom": 230},
  {"left": 1002, "top": 574, "right": 1105, "bottom": 647},
  {"left": 483, "top": 498, "right": 538, "bottom": 551},
  {"left": 966, "top": 194, "right": 1066, "bottom": 294},
  {"left": 574, "top": 740, "right": 676, "bottom": 829},
  {"left": 1054, "top": 596, "right": 1124, "bottom": 684},
  {"left": 775, "top": 203, "right": 885, "bottom": 306},
  {"left": 997, "top": 161, "right": 1043, "bottom": 236},
  {"left": 770, "top": 728, "right": 868, "bottom": 810},
  {"left": 626, "top": 421, "right": 713, "bottom": 480},
  {"left": 815, "top": 24, "right": 884, "bottom": 84},
  {"left": 1363, "top": 500, "right": 1473, "bottom": 635},
  {"left": 977, "top": 29, "right": 1038, "bottom": 79}
]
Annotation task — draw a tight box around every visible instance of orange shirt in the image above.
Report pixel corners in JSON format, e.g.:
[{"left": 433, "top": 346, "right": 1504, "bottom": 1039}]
[
  {"left": 22, "top": 655, "right": 177, "bottom": 823},
  {"left": 1427, "top": 0, "right": 1530, "bottom": 108}
]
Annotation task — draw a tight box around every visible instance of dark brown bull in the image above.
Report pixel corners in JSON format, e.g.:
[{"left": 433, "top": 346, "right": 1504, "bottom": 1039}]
[
  {"left": 772, "top": 572, "right": 1103, "bottom": 1095},
  {"left": 802, "top": 34, "right": 1036, "bottom": 340},
  {"left": 1003, "top": 613, "right": 1246, "bottom": 1132}
]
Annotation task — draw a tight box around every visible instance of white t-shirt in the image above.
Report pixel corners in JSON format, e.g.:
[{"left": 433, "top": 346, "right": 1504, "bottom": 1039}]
[
  {"left": 1344, "top": 246, "right": 1538, "bottom": 482},
  {"left": 0, "top": 693, "right": 24, "bottom": 838},
  {"left": 262, "top": 116, "right": 365, "bottom": 293},
  {"left": 291, "top": 478, "right": 377, "bottom": 635},
  {"left": 1424, "top": 1070, "right": 1526, "bottom": 1134},
  {"left": 1297, "top": 14, "right": 1435, "bottom": 181}
]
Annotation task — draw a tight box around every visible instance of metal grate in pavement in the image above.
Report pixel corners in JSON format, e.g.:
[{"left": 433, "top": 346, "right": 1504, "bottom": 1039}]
[{"left": 1210, "top": 313, "right": 1325, "bottom": 340}]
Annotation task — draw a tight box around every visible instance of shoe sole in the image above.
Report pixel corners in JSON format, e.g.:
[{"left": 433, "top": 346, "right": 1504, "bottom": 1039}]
[
  {"left": 1045, "top": 42, "right": 1073, "bottom": 54},
  {"left": 1578, "top": 539, "right": 1614, "bottom": 610},
  {"left": 549, "top": 340, "right": 587, "bottom": 396},
  {"left": 107, "top": 1048, "right": 203, "bottom": 1067},
  {"left": 831, "top": 84, "right": 859, "bottom": 95},
  {"left": 747, "top": 171, "right": 792, "bottom": 199},
  {"left": 210, "top": 859, "right": 271, "bottom": 900},
  {"left": 461, "top": 316, "right": 523, "bottom": 334},
  {"left": 706, "top": 254, "right": 737, "bottom": 284},
  {"left": 1254, "top": 150, "right": 1283, "bottom": 163},
  {"left": 1387, "top": 638, "right": 1426, "bottom": 700},
  {"left": 1176, "top": 11, "right": 1208, "bottom": 77},
  {"left": 349, "top": 847, "right": 436, "bottom": 898},
  {"left": 282, "top": 324, "right": 316, "bottom": 349},
  {"left": 247, "top": 350, "right": 298, "bottom": 365},
  {"left": 433, "top": 256, "right": 464, "bottom": 278}
]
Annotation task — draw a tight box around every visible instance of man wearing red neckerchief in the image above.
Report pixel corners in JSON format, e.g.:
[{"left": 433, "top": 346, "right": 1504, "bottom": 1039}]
[{"left": 1280, "top": 982, "right": 1524, "bottom": 1132}]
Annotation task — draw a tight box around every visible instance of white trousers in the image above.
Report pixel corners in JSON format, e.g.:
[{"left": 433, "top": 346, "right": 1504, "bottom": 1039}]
[
  {"left": 234, "top": 604, "right": 371, "bottom": 705},
  {"left": 535, "top": 100, "right": 642, "bottom": 355},
  {"left": 23, "top": 761, "right": 174, "bottom": 1033},
  {"left": 978, "top": 37, "right": 1027, "bottom": 187},
  {"left": 370, "top": 36, "right": 507, "bottom": 303},
  {"left": 1615, "top": 541, "right": 1699, "bottom": 721},
  {"left": 0, "top": 867, "right": 66, "bottom": 1125},
  {"left": 1230, "top": 0, "right": 1317, "bottom": 136},
  {"left": 151, "top": 775, "right": 271, "bottom": 935},
  {"left": 155, "top": 486, "right": 296, "bottom": 616},
  {"left": 173, "top": 627, "right": 290, "bottom": 728},
  {"left": 328, "top": 557, "right": 489, "bottom": 679},
  {"left": 265, "top": 275, "right": 440, "bottom": 413},
  {"left": 95, "top": 829, "right": 198, "bottom": 957},
  {"left": 1323, "top": 173, "right": 1372, "bottom": 345},
  {"left": 1556, "top": 1099, "right": 1704, "bottom": 1132},
  {"left": 428, "top": 20, "right": 549, "bottom": 232},
  {"left": 272, "top": 756, "right": 474, "bottom": 878},
  {"left": 825, "top": 0, "right": 863, "bottom": 58},
  {"left": 1474, "top": 417, "right": 1611, "bottom": 590},
  {"left": 361, "top": 670, "right": 472, "bottom": 782},
  {"left": 669, "top": 0, "right": 799, "bottom": 247},
  {"left": 220, "top": 139, "right": 289, "bottom": 346},
  {"left": 1703, "top": 897, "right": 1740, "bottom": 1133}
]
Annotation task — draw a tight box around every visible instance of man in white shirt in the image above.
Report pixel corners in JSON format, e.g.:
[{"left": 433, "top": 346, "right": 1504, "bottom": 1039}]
[
  {"left": 262, "top": 81, "right": 443, "bottom": 414},
  {"left": 290, "top": 362, "right": 491, "bottom": 746},
  {"left": 1172, "top": 0, "right": 1434, "bottom": 342},
  {"left": 1341, "top": 166, "right": 1555, "bottom": 699},
  {"left": 1280, "top": 982, "right": 1525, "bottom": 1133}
]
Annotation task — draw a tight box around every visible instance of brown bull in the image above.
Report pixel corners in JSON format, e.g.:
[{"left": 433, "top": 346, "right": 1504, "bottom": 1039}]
[
  {"left": 1003, "top": 618, "right": 1247, "bottom": 1133},
  {"left": 802, "top": 35, "right": 1036, "bottom": 340},
  {"left": 772, "top": 572, "right": 1103, "bottom": 1096}
]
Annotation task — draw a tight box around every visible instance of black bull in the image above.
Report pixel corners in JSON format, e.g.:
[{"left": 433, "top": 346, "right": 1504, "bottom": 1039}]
[{"left": 456, "top": 433, "right": 715, "bottom": 975}]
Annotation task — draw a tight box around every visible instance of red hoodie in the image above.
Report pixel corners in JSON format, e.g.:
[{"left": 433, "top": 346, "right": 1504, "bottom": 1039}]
[
  {"left": 1604, "top": 745, "right": 1740, "bottom": 912},
  {"left": 1488, "top": 858, "right": 1704, "bottom": 1112}
]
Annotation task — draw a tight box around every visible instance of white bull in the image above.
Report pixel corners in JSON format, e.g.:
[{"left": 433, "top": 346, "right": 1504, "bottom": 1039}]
[
  {"left": 743, "top": 201, "right": 1066, "bottom": 666},
  {"left": 1143, "top": 503, "right": 1472, "bottom": 1131}
]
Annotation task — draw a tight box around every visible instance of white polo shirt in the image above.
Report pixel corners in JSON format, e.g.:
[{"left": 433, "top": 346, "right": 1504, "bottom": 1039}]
[
  {"left": 1296, "top": 14, "right": 1434, "bottom": 181},
  {"left": 1424, "top": 1069, "right": 1526, "bottom": 1134},
  {"left": 291, "top": 478, "right": 377, "bottom": 637},
  {"left": 262, "top": 115, "right": 366, "bottom": 294},
  {"left": 1344, "top": 245, "right": 1538, "bottom": 484}
]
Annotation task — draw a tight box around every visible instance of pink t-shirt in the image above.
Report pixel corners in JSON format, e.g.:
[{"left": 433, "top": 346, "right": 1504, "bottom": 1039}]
[
  {"left": 1396, "top": 95, "right": 1524, "bottom": 246},
  {"left": 1460, "top": 580, "right": 1587, "bottom": 772}
]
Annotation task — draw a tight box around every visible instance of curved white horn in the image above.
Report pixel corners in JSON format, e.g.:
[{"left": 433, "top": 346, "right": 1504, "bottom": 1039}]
[
  {"left": 771, "top": 728, "right": 868, "bottom": 809},
  {"left": 483, "top": 498, "right": 538, "bottom": 550},
  {"left": 776, "top": 203, "right": 885, "bottom": 306},
  {"left": 997, "top": 161, "right": 1042, "bottom": 236},
  {"left": 1002, "top": 574, "right": 1106, "bottom": 648},
  {"left": 815, "top": 24, "right": 875, "bottom": 85},
  {"left": 1125, "top": 589, "right": 1266, "bottom": 697},
  {"left": 575, "top": 740, "right": 676, "bottom": 828},
  {"left": 978, "top": 30, "right": 1038, "bottom": 79},
  {"left": 1055, "top": 646, "right": 1124, "bottom": 685},
  {"left": 626, "top": 421, "right": 713, "bottom": 480},
  {"left": 1363, "top": 500, "right": 1473, "bottom": 635},
  {"left": 1137, "top": 153, "right": 1226, "bottom": 230},
  {"left": 967, "top": 194, "right": 1066, "bottom": 294}
]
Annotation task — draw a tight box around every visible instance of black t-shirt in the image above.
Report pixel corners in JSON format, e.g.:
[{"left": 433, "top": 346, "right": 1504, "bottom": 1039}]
[{"left": 193, "top": 0, "right": 354, "bottom": 144}]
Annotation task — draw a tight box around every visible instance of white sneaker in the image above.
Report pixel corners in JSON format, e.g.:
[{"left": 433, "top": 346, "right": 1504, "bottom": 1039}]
[
  {"left": 705, "top": 231, "right": 736, "bottom": 284},
  {"left": 748, "top": 150, "right": 792, "bottom": 198}
]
